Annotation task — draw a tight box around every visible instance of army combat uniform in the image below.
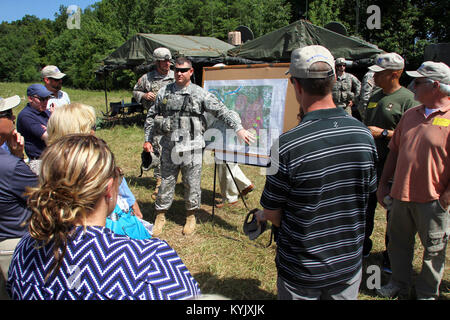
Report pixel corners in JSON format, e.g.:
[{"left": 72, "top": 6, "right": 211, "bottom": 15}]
[
  {"left": 357, "top": 71, "right": 378, "bottom": 122},
  {"left": 134, "top": 69, "right": 174, "bottom": 180},
  {"left": 144, "top": 82, "right": 244, "bottom": 214},
  {"left": 332, "top": 72, "right": 361, "bottom": 115}
]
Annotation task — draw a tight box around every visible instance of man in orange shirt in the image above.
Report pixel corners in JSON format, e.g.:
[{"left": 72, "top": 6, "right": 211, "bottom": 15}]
[{"left": 376, "top": 61, "right": 450, "bottom": 300}]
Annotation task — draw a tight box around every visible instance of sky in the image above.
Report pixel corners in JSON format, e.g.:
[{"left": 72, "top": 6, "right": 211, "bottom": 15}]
[{"left": 0, "top": 0, "right": 100, "bottom": 23}]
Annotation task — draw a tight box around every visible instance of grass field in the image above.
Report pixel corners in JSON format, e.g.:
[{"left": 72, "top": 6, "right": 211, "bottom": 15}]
[{"left": 1, "top": 82, "right": 448, "bottom": 300}]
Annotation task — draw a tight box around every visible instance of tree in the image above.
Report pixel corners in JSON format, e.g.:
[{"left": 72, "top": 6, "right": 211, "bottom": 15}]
[
  {"left": 47, "top": 9, "right": 124, "bottom": 89},
  {"left": 308, "top": 0, "right": 344, "bottom": 27}
]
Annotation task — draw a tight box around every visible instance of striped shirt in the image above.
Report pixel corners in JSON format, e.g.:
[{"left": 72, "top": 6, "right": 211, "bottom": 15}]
[
  {"left": 261, "top": 107, "right": 377, "bottom": 289},
  {"left": 7, "top": 226, "right": 201, "bottom": 300}
]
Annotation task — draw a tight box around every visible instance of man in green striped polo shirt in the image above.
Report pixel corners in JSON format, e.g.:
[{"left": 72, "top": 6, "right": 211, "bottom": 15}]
[{"left": 257, "top": 45, "right": 378, "bottom": 300}]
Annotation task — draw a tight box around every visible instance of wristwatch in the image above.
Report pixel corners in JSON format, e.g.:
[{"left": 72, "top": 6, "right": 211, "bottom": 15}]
[{"left": 381, "top": 129, "right": 388, "bottom": 139}]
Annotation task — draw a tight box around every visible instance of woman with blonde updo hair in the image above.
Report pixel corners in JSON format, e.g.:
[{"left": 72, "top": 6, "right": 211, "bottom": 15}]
[
  {"left": 46, "top": 103, "right": 146, "bottom": 231},
  {"left": 7, "top": 134, "right": 200, "bottom": 300}
]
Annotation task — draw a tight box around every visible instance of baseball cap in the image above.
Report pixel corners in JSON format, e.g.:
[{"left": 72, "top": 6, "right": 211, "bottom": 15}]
[
  {"left": 153, "top": 47, "right": 172, "bottom": 61},
  {"left": 41, "top": 65, "right": 66, "bottom": 79},
  {"left": 368, "top": 53, "right": 404, "bottom": 72},
  {"left": 406, "top": 61, "right": 450, "bottom": 85},
  {"left": 286, "top": 45, "right": 335, "bottom": 79},
  {"left": 0, "top": 95, "right": 21, "bottom": 112},
  {"left": 27, "top": 84, "right": 53, "bottom": 98}
]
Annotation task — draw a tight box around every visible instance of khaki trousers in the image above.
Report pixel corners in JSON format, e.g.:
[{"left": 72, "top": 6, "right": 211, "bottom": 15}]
[
  {"left": 388, "top": 199, "right": 449, "bottom": 299},
  {"left": 0, "top": 238, "right": 21, "bottom": 300}
]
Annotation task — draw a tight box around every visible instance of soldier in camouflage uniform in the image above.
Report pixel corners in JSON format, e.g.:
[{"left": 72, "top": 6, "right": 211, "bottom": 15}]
[
  {"left": 134, "top": 48, "right": 175, "bottom": 200},
  {"left": 357, "top": 70, "right": 378, "bottom": 122},
  {"left": 332, "top": 57, "right": 361, "bottom": 116},
  {"left": 144, "top": 57, "right": 255, "bottom": 236}
]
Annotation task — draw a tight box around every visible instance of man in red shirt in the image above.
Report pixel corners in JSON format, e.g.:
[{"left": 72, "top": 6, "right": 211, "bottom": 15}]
[{"left": 376, "top": 61, "right": 450, "bottom": 300}]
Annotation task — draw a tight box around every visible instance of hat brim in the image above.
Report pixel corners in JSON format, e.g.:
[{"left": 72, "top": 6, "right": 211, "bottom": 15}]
[
  {"left": 48, "top": 73, "right": 66, "bottom": 79},
  {"left": 0, "top": 95, "right": 21, "bottom": 112},
  {"left": 405, "top": 70, "right": 423, "bottom": 78},
  {"left": 368, "top": 65, "right": 385, "bottom": 72}
]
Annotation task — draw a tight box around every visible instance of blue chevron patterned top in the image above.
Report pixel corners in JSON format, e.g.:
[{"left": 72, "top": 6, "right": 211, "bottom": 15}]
[{"left": 7, "top": 226, "right": 201, "bottom": 300}]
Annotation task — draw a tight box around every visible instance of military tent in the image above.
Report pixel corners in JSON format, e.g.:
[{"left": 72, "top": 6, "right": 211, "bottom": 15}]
[
  {"left": 227, "top": 20, "right": 383, "bottom": 66},
  {"left": 424, "top": 43, "right": 450, "bottom": 66},
  {"left": 97, "top": 33, "right": 235, "bottom": 114},
  {"left": 99, "top": 33, "right": 235, "bottom": 73}
]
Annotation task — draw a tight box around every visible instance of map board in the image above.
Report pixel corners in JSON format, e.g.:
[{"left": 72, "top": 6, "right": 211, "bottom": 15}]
[{"left": 202, "top": 63, "right": 298, "bottom": 166}]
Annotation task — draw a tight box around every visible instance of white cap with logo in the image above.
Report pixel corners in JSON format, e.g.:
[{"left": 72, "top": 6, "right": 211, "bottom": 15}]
[
  {"left": 286, "top": 45, "right": 335, "bottom": 79},
  {"left": 406, "top": 61, "right": 450, "bottom": 85},
  {"left": 41, "top": 65, "right": 66, "bottom": 79},
  {"left": 368, "top": 53, "right": 404, "bottom": 72}
]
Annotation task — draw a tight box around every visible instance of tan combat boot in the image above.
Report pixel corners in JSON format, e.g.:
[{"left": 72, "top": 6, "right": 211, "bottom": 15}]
[
  {"left": 151, "top": 177, "right": 162, "bottom": 201},
  {"left": 152, "top": 210, "right": 166, "bottom": 237},
  {"left": 182, "top": 210, "right": 196, "bottom": 236}
]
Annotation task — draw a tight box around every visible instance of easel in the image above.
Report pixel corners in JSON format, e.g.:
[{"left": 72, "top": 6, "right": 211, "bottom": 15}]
[{"left": 210, "top": 150, "right": 270, "bottom": 224}]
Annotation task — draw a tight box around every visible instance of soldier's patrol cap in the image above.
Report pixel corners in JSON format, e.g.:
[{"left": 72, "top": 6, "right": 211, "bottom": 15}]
[
  {"left": 369, "top": 53, "right": 404, "bottom": 72},
  {"left": 286, "top": 45, "right": 335, "bottom": 79},
  {"left": 153, "top": 47, "right": 172, "bottom": 61},
  {"left": 406, "top": 61, "right": 450, "bottom": 85},
  {"left": 335, "top": 57, "right": 346, "bottom": 66}
]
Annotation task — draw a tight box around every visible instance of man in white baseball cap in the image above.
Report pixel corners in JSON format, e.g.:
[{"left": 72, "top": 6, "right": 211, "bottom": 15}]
[
  {"left": 41, "top": 65, "right": 71, "bottom": 111},
  {"left": 362, "top": 52, "right": 419, "bottom": 267},
  {"left": 257, "top": 45, "right": 378, "bottom": 300},
  {"left": 376, "top": 61, "right": 450, "bottom": 300}
]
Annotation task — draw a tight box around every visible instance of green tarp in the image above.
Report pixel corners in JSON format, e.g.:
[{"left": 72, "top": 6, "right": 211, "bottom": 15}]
[
  {"left": 102, "top": 33, "right": 234, "bottom": 69},
  {"left": 227, "top": 20, "right": 382, "bottom": 63},
  {"left": 424, "top": 43, "right": 450, "bottom": 66}
]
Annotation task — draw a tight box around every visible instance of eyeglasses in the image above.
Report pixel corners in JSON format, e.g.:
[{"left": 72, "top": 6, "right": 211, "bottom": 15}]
[
  {"left": 289, "top": 77, "right": 296, "bottom": 85},
  {"left": 0, "top": 109, "right": 13, "bottom": 119},
  {"left": 33, "top": 96, "right": 50, "bottom": 102},
  {"left": 174, "top": 67, "right": 191, "bottom": 73}
]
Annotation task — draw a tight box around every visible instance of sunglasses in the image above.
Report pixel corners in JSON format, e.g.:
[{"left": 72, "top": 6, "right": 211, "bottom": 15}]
[
  {"left": 174, "top": 67, "right": 191, "bottom": 73},
  {"left": 33, "top": 95, "right": 50, "bottom": 102},
  {"left": 0, "top": 109, "right": 13, "bottom": 119}
]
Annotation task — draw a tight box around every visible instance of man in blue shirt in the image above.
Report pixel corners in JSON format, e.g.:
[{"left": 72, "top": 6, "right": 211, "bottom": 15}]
[
  {"left": 0, "top": 95, "right": 38, "bottom": 299},
  {"left": 16, "top": 84, "right": 52, "bottom": 175}
]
